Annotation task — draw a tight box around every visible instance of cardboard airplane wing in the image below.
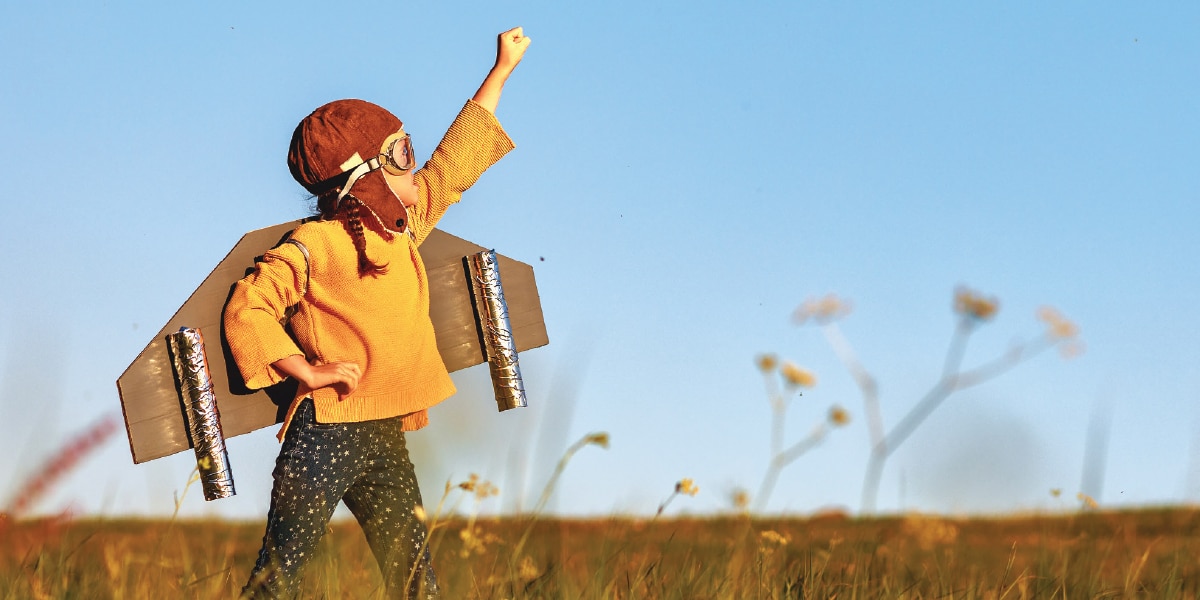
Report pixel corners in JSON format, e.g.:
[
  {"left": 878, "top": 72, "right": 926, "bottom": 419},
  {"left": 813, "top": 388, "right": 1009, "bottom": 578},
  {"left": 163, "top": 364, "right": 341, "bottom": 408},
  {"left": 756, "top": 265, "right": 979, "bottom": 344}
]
[{"left": 116, "top": 220, "right": 548, "bottom": 464}]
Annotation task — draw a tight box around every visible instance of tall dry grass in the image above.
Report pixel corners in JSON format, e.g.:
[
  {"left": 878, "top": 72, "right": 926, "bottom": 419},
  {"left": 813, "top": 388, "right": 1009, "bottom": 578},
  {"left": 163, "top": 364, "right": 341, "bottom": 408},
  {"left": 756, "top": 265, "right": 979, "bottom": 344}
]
[{"left": 3, "top": 508, "right": 1199, "bottom": 598}]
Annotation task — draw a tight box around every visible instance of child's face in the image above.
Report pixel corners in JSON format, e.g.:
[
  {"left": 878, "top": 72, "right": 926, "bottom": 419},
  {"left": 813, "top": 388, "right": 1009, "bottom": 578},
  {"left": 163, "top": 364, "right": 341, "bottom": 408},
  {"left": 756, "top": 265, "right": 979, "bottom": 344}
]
[
  {"left": 379, "top": 128, "right": 418, "bottom": 209},
  {"left": 383, "top": 168, "right": 419, "bottom": 208}
]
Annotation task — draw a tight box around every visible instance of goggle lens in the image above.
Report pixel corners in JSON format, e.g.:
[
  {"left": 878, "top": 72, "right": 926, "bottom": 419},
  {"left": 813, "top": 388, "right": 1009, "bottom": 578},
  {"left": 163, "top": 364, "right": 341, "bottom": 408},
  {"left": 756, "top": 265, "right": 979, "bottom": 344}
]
[{"left": 383, "top": 133, "right": 415, "bottom": 174}]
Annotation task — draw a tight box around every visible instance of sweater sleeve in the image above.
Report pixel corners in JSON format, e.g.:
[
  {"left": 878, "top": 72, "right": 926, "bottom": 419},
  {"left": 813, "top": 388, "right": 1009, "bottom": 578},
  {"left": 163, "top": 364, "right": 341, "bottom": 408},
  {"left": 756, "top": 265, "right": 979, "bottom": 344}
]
[
  {"left": 223, "top": 241, "right": 308, "bottom": 389},
  {"left": 408, "top": 99, "right": 515, "bottom": 246}
]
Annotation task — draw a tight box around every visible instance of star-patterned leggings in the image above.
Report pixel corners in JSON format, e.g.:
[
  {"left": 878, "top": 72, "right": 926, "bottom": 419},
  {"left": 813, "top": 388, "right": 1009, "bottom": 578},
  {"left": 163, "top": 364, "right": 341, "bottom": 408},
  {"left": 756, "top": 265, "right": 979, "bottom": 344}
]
[{"left": 241, "top": 398, "right": 440, "bottom": 599}]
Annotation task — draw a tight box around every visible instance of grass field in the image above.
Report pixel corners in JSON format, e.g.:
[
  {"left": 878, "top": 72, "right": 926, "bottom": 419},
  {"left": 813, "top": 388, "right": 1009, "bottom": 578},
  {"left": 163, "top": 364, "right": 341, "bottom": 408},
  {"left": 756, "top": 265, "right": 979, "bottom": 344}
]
[{"left": 3, "top": 507, "right": 1199, "bottom": 599}]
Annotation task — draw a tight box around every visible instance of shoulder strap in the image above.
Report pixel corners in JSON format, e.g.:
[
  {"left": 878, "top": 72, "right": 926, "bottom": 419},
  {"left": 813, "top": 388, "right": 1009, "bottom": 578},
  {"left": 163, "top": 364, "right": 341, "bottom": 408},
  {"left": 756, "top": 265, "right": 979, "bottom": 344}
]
[{"left": 281, "top": 238, "right": 311, "bottom": 297}]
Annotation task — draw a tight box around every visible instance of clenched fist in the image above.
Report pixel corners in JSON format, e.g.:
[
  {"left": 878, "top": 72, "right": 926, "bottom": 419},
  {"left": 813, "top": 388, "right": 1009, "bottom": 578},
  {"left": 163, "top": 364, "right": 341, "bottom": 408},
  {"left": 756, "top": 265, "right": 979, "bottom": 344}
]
[
  {"left": 496, "top": 26, "right": 531, "bottom": 72},
  {"left": 472, "top": 27, "right": 531, "bottom": 113}
]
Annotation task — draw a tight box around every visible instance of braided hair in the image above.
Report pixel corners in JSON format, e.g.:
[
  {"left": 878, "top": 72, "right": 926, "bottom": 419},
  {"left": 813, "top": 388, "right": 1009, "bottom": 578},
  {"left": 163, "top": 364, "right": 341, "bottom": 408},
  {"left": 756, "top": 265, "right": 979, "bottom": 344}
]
[{"left": 316, "top": 191, "right": 390, "bottom": 277}]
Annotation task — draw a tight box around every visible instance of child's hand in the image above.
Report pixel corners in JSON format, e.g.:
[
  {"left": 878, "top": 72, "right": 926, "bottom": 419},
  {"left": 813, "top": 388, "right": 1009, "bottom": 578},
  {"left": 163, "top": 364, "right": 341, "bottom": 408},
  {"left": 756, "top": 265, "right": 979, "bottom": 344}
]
[
  {"left": 272, "top": 355, "right": 362, "bottom": 401},
  {"left": 495, "top": 27, "right": 531, "bottom": 72},
  {"left": 306, "top": 361, "right": 362, "bottom": 401},
  {"left": 473, "top": 27, "right": 530, "bottom": 113}
]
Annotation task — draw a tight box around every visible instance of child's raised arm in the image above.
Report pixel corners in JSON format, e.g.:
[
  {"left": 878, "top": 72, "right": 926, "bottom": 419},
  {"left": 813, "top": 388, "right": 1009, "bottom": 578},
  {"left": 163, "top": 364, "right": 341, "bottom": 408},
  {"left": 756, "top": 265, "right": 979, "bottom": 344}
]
[{"left": 472, "top": 27, "right": 531, "bottom": 114}]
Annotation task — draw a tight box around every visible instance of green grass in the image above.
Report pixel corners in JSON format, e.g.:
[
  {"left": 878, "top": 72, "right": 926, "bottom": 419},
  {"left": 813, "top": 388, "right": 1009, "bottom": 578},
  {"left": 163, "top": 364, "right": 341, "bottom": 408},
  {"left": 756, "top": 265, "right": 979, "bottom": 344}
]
[{"left": 3, "top": 508, "right": 1199, "bottom": 599}]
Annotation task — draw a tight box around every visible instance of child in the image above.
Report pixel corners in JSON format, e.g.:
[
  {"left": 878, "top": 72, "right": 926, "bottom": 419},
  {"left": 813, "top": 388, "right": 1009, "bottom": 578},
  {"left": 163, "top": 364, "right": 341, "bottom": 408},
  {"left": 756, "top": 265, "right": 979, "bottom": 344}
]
[{"left": 223, "top": 27, "right": 531, "bottom": 599}]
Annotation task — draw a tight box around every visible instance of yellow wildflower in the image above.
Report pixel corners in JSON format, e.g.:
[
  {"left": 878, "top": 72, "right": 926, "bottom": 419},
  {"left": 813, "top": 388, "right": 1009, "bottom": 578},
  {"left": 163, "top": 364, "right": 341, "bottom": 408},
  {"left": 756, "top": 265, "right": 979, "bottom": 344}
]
[
  {"left": 1050, "top": 489, "right": 1062, "bottom": 498},
  {"left": 456, "top": 474, "right": 500, "bottom": 501},
  {"left": 475, "top": 480, "right": 500, "bottom": 501},
  {"left": 413, "top": 504, "right": 427, "bottom": 523},
  {"left": 675, "top": 478, "right": 699, "bottom": 497},
  {"left": 828, "top": 405, "right": 851, "bottom": 427},
  {"left": 780, "top": 362, "right": 816, "bottom": 388},
  {"left": 756, "top": 353, "right": 778, "bottom": 373},
  {"left": 954, "top": 286, "right": 999, "bottom": 321},
  {"left": 458, "top": 525, "right": 501, "bottom": 558},
  {"left": 518, "top": 555, "right": 540, "bottom": 581},
  {"left": 760, "top": 530, "right": 790, "bottom": 546}
]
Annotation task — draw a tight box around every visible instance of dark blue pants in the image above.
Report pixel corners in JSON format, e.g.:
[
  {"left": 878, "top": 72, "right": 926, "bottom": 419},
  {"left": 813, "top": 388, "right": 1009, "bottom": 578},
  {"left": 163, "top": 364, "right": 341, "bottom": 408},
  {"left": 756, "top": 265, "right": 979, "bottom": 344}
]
[{"left": 242, "top": 399, "right": 439, "bottom": 599}]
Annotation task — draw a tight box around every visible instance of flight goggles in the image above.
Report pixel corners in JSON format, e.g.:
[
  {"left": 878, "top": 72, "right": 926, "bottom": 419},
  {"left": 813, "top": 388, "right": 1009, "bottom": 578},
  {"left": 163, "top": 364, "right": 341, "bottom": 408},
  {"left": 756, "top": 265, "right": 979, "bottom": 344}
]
[{"left": 326, "top": 130, "right": 415, "bottom": 209}]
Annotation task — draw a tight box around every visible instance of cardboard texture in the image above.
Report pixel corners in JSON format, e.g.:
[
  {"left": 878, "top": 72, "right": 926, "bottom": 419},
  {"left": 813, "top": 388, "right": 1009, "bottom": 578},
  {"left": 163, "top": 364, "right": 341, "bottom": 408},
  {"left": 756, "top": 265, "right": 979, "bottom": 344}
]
[{"left": 117, "top": 221, "right": 548, "bottom": 464}]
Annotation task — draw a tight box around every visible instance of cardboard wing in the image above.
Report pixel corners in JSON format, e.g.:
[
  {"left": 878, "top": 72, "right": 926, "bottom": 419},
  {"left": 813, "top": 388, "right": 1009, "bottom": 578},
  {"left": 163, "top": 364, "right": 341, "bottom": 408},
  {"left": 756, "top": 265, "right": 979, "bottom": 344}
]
[{"left": 116, "top": 220, "right": 548, "bottom": 464}]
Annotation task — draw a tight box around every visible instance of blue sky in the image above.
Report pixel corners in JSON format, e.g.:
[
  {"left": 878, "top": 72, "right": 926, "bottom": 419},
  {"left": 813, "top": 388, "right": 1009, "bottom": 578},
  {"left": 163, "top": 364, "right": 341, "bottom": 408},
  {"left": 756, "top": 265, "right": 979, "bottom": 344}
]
[{"left": 1, "top": 2, "right": 1197, "bottom": 519}]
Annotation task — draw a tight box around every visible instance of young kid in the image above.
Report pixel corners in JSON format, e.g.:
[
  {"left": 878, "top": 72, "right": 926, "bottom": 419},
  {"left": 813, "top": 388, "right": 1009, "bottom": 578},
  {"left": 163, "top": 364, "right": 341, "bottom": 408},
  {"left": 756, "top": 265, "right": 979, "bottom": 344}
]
[{"left": 223, "top": 27, "right": 531, "bottom": 599}]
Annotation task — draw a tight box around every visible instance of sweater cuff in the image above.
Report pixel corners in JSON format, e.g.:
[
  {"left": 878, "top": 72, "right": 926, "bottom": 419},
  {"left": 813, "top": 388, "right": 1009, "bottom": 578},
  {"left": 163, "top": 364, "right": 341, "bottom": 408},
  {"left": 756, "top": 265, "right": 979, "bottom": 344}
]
[
  {"left": 462, "top": 99, "right": 516, "bottom": 157},
  {"left": 241, "top": 349, "right": 303, "bottom": 390}
]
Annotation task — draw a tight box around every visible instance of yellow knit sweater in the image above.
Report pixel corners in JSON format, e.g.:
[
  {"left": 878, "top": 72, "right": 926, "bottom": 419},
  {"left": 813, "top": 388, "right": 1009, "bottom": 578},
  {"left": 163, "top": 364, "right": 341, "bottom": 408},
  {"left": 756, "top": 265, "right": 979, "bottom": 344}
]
[{"left": 224, "top": 100, "right": 514, "bottom": 437}]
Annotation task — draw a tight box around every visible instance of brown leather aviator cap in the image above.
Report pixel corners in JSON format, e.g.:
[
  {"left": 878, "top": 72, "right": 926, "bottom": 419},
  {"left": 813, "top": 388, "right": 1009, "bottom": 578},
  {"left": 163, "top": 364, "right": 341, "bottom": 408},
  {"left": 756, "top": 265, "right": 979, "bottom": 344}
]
[
  {"left": 288, "top": 99, "right": 403, "bottom": 191},
  {"left": 287, "top": 99, "right": 410, "bottom": 231}
]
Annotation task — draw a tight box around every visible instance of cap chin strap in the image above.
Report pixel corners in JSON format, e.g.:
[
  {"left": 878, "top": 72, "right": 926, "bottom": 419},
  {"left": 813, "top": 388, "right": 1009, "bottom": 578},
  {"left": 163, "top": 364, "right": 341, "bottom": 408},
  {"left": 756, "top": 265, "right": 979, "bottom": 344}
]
[{"left": 333, "top": 157, "right": 384, "bottom": 212}]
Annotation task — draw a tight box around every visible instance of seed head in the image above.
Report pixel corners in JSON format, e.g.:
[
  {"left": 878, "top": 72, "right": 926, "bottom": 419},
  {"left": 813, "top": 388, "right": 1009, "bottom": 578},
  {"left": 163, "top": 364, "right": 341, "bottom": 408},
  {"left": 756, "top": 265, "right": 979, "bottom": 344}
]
[
  {"left": 585, "top": 432, "right": 610, "bottom": 449},
  {"left": 756, "top": 353, "right": 778, "bottom": 373},
  {"left": 1038, "top": 306, "right": 1080, "bottom": 339},
  {"left": 780, "top": 362, "right": 816, "bottom": 388},
  {"left": 458, "top": 473, "right": 480, "bottom": 492},
  {"left": 675, "top": 478, "right": 699, "bottom": 497},
  {"left": 954, "top": 286, "right": 999, "bottom": 321},
  {"left": 793, "top": 293, "right": 852, "bottom": 325},
  {"left": 828, "top": 405, "right": 851, "bottom": 426},
  {"left": 1077, "top": 492, "right": 1099, "bottom": 510},
  {"left": 731, "top": 488, "right": 751, "bottom": 510}
]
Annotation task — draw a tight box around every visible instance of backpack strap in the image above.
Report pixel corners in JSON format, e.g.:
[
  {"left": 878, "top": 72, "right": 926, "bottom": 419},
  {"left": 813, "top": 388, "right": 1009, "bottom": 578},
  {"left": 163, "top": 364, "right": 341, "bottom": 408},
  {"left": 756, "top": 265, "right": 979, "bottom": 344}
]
[
  {"left": 277, "top": 238, "right": 311, "bottom": 327},
  {"left": 281, "top": 238, "right": 311, "bottom": 298}
]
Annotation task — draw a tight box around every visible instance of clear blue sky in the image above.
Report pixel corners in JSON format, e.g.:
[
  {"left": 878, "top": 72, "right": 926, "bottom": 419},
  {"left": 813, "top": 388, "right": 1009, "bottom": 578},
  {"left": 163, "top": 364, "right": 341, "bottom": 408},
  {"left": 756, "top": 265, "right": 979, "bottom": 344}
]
[{"left": 1, "top": 2, "right": 1197, "bottom": 519}]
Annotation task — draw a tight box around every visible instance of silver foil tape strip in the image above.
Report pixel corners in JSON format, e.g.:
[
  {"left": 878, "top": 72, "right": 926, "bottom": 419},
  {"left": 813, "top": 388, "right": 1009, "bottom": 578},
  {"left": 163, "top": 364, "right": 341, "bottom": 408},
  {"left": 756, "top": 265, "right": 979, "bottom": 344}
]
[
  {"left": 468, "top": 249, "right": 527, "bottom": 411},
  {"left": 166, "top": 327, "right": 236, "bottom": 500}
]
